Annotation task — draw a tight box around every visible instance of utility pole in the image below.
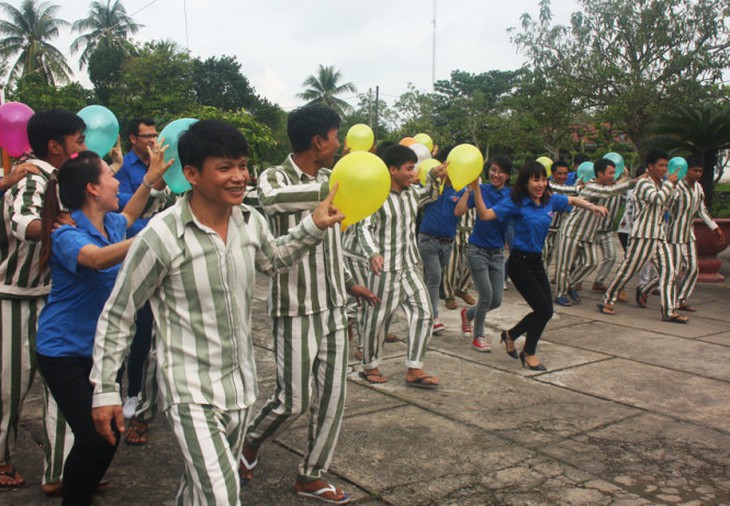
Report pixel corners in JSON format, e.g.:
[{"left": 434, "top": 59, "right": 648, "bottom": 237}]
[
  {"left": 368, "top": 88, "right": 373, "bottom": 127},
  {"left": 432, "top": 0, "right": 437, "bottom": 86},
  {"left": 374, "top": 86, "right": 380, "bottom": 143}
]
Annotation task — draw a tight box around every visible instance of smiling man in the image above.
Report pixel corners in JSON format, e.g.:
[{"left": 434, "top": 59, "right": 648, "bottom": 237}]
[{"left": 89, "top": 119, "right": 345, "bottom": 505}]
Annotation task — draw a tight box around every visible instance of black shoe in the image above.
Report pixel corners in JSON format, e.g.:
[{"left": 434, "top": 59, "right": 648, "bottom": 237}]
[
  {"left": 519, "top": 351, "right": 547, "bottom": 371},
  {"left": 500, "top": 331, "right": 518, "bottom": 359}
]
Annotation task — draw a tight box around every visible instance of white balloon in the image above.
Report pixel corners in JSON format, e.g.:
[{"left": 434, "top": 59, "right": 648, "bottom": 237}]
[{"left": 409, "top": 142, "right": 431, "bottom": 165}]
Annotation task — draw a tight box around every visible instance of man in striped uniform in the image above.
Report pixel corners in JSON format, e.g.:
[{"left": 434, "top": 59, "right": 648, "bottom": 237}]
[
  {"left": 341, "top": 222, "right": 375, "bottom": 360},
  {"left": 358, "top": 145, "right": 444, "bottom": 387},
  {"left": 443, "top": 210, "right": 476, "bottom": 309},
  {"left": 599, "top": 151, "right": 684, "bottom": 322},
  {"left": 544, "top": 160, "right": 578, "bottom": 272},
  {"left": 553, "top": 159, "right": 633, "bottom": 305},
  {"left": 90, "top": 120, "right": 346, "bottom": 505},
  {"left": 0, "top": 110, "right": 84, "bottom": 490},
  {"left": 241, "top": 105, "right": 376, "bottom": 504},
  {"left": 641, "top": 156, "right": 724, "bottom": 312},
  {"left": 592, "top": 191, "right": 625, "bottom": 292}
]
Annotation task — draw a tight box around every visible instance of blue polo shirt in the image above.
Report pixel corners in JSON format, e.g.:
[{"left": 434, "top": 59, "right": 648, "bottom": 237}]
[
  {"left": 115, "top": 150, "right": 149, "bottom": 237},
  {"left": 467, "top": 183, "right": 510, "bottom": 249},
  {"left": 419, "top": 186, "right": 463, "bottom": 239},
  {"left": 36, "top": 209, "right": 128, "bottom": 358},
  {"left": 492, "top": 194, "right": 569, "bottom": 253},
  {"left": 566, "top": 171, "right": 578, "bottom": 185}
]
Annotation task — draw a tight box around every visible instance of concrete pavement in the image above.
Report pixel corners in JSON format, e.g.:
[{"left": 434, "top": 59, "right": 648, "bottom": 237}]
[{"left": 3, "top": 250, "right": 729, "bottom": 505}]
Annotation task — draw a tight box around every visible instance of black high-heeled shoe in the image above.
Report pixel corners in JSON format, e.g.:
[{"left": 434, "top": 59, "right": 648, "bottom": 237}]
[
  {"left": 519, "top": 351, "right": 547, "bottom": 371},
  {"left": 500, "top": 331, "right": 518, "bottom": 359}
]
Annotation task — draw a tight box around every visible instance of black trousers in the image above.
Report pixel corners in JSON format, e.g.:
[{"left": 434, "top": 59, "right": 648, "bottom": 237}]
[
  {"left": 37, "top": 354, "right": 119, "bottom": 506},
  {"left": 507, "top": 250, "right": 554, "bottom": 355}
]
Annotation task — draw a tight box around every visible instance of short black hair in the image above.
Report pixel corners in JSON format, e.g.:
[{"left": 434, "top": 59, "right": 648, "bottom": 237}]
[
  {"left": 594, "top": 158, "right": 615, "bottom": 176},
  {"left": 374, "top": 141, "right": 395, "bottom": 159},
  {"left": 27, "top": 110, "right": 86, "bottom": 159},
  {"left": 128, "top": 118, "right": 156, "bottom": 136},
  {"left": 574, "top": 153, "right": 590, "bottom": 166},
  {"left": 287, "top": 105, "right": 341, "bottom": 153},
  {"left": 489, "top": 155, "right": 512, "bottom": 175},
  {"left": 178, "top": 120, "right": 249, "bottom": 171},
  {"left": 552, "top": 159, "right": 570, "bottom": 172},
  {"left": 686, "top": 154, "right": 704, "bottom": 169},
  {"left": 382, "top": 145, "right": 417, "bottom": 169},
  {"left": 646, "top": 149, "right": 669, "bottom": 166}
]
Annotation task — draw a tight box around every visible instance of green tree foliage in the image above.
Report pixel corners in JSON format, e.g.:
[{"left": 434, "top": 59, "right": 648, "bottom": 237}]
[
  {"left": 87, "top": 38, "right": 126, "bottom": 104},
  {"left": 648, "top": 103, "right": 730, "bottom": 205},
  {"left": 9, "top": 72, "right": 91, "bottom": 111},
  {"left": 192, "top": 55, "right": 255, "bottom": 111},
  {"left": 0, "top": 0, "right": 71, "bottom": 85},
  {"left": 71, "top": 0, "right": 141, "bottom": 69},
  {"left": 297, "top": 64, "right": 356, "bottom": 116},
  {"left": 511, "top": 0, "right": 730, "bottom": 152}
]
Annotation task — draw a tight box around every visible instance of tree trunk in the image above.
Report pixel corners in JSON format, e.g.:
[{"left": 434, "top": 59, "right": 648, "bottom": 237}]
[{"left": 702, "top": 149, "right": 717, "bottom": 208}]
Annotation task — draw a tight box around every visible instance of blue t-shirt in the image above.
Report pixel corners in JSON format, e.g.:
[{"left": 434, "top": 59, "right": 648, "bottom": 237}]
[
  {"left": 467, "top": 183, "right": 510, "bottom": 249},
  {"left": 566, "top": 171, "right": 578, "bottom": 185},
  {"left": 36, "top": 210, "right": 128, "bottom": 358},
  {"left": 115, "top": 150, "right": 149, "bottom": 237},
  {"left": 419, "top": 186, "right": 463, "bottom": 239},
  {"left": 492, "top": 194, "right": 569, "bottom": 253}
]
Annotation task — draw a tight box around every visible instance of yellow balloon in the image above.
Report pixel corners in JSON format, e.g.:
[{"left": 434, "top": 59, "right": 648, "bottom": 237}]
[
  {"left": 536, "top": 156, "right": 553, "bottom": 178},
  {"left": 399, "top": 136, "right": 416, "bottom": 147},
  {"left": 446, "top": 144, "right": 484, "bottom": 191},
  {"left": 413, "top": 133, "right": 434, "bottom": 152},
  {"left": 329, "top": 152, "right": 390, "bottom": 229},
  {"left": 417, "top": 158, "right": 441, "bottom": 186},
  {"left": 346, "top": 124, "right": 374, "bottom": 152}
]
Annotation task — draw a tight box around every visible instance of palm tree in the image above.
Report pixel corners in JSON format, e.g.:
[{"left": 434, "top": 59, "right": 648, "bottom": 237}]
[
  {"left": 648, "top": 103, "right": 730, "bottom": 206},
  {"left": 297, "top": 64, "right": 356, "bottom": 116},
  {"left": 0, "top": 0, "right": 71, "bottom": 85},
  {"left": 71, "top": 0, "right": 141, "bottom": 69}
]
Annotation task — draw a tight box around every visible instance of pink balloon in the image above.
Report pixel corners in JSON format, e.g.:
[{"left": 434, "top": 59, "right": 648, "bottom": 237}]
[{"left": 0, "top": 102, "right": 34, "bottom": 157}]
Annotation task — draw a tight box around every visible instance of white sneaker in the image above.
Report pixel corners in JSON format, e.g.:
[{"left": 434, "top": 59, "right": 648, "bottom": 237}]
[
  {"left": 123, "top": 394, "right": 140, "bottom": 420},
  {"left": 433, "top": 319, "right": 446, "bottom": 333}
]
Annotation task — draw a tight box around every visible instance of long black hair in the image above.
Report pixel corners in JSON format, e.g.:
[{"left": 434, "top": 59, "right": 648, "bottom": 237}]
[
  {"left": 511, "top": 161, "right": 550, "bottom": 205},
  {"left": 39, "top": 151, "right": 103, "bottom": 269}
]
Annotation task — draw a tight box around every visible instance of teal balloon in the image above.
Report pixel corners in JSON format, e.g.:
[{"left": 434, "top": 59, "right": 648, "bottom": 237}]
[
  {"left": 161, "top": 118, "right": 198, "bottom": 194},
  {"left": 577, "top": 161, "right": 595, "bottom": 182},
  {"left": 77, "top": 105, "right": 119, "bottom": 156},
  {"left": 603, "top": 152, "right": 625, "bottom": 179},
  {"left": 668, "top": 157, "right": 688, "bottom": 180}
]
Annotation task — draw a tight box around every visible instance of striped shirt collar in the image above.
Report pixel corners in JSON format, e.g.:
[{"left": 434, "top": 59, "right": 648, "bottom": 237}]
[
  {"left": 27, "top": 158, "right": 57, "bottom": 177},
  {"left": 175, "top": 192, "right": 251, "bottom": 238},
  {"left": 284, "top": 154, "right": 330, "bottom": 183}
]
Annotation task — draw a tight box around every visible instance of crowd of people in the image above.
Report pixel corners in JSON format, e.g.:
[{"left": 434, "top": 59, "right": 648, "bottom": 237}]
[{"left": 0, "top": 104, "right": 724, "bottom": 505}]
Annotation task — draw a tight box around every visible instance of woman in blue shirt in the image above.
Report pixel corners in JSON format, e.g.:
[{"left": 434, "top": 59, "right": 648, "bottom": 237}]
[
  {"left": 35, "top": 148, "right": 170, "bottom": 505},
  {"left": 455, "top": 156, "right": 511, "bottom": 352},
  {"left": 469, "top": 161, "right": 606, "bottom": 370}
]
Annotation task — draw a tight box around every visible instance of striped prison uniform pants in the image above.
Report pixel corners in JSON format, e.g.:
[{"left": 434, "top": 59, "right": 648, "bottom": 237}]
[
  {"left": 642, "top": 241, "right": 698, "bottom": 310},
  {"left": 603, "top": 238, "right": 676, "bottom": 319},
  {"left": 245, "top": 307, "right": 348, "bottom": 481},
  {"left": 362, "top": 269, "right": 432, "bottom": 370},
  {"left": 593, "top": 231, "right": 618, "bottom": 286},
  {"left": 542, "top": 228, "right": 559, "bottom": 274},
  {"left": 0, "top": 297, "right": 73, "bottom": 484},
  {"left": 345, "top": 256, "right": 370, "bottom": 353},
  {"left": 554, "top": 235, "right": 599, "bottom": 298},
  {"left": 132, "top": 338, "right": 158, "bottom": 424},
  {"left": 167, "top": 403, "right": 250, "bottom": 506},
  {"left": 443, "top": 214, "right": 473, "bottom": 298}
]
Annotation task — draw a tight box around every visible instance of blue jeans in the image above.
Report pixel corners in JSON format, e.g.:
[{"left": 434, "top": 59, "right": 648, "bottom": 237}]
[
  {"left": 466, "top": 244, "right": 505, "bottom": 337},
  {"left": 418, "top": 234, "right": 455, "bottom": 318}
]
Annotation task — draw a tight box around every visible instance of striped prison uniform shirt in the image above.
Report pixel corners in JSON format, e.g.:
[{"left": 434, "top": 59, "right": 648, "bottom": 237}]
[
  {"left": 630, "top": 177, "right": 675, "bottom": 239},
  {"left": 90, "top": 193, "right": 325, "bottom": 411},
  {"left": 358, "top": 172, "right": 440, "bottom": 271},
  {"left": 560, "top": 180, "right": 631, "bottom": 241},
  {"left": 543, "top": 182, "right": 578, "bottom": 269},
  {"left": 0, "top": 159, "right": 57, "bottom": 297},
  {"left": 256, "top": 155, "right": 352, "bottom": 316},
  {"left": 444, "top": 208, "right": 475, "bottom": 297},
  {"left": 666, "top": 179, "right": 717, "bottom": 243}
]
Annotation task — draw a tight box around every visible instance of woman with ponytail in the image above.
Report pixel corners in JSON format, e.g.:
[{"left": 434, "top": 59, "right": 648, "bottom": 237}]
[{"left": 35, "top": 144, "right": 171, "bottom": 505}]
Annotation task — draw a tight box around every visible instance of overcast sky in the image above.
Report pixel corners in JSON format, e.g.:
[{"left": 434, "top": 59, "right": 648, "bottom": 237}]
[{"left": 51, "top": 0, "right": 580, "bottom": 110}]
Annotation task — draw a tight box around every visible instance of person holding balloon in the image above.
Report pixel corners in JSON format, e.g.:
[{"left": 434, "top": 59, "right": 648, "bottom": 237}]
[
  {"left": 640, "top": 155, "right": 725, "bottom": 313},
  {"left": 0, "top": 110, "right": 87, "bottom": 490},
  {"left": 242, "top": 105, "right": 377, "bottom": 504},
  {"left": 599, "top": 151, "right": 685, "bottom": 323},
  {"left": 358, "top": 144, "right": 446, "bottom": 388},
  {"left": 468, "top": 161, "right": 607, "bottom": 370},
  {"left": 34, "top": 144, "right": 171, "bottom": 505},
  {"left": 454, "top": 156, "right": 511, "bottom": 352}
]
